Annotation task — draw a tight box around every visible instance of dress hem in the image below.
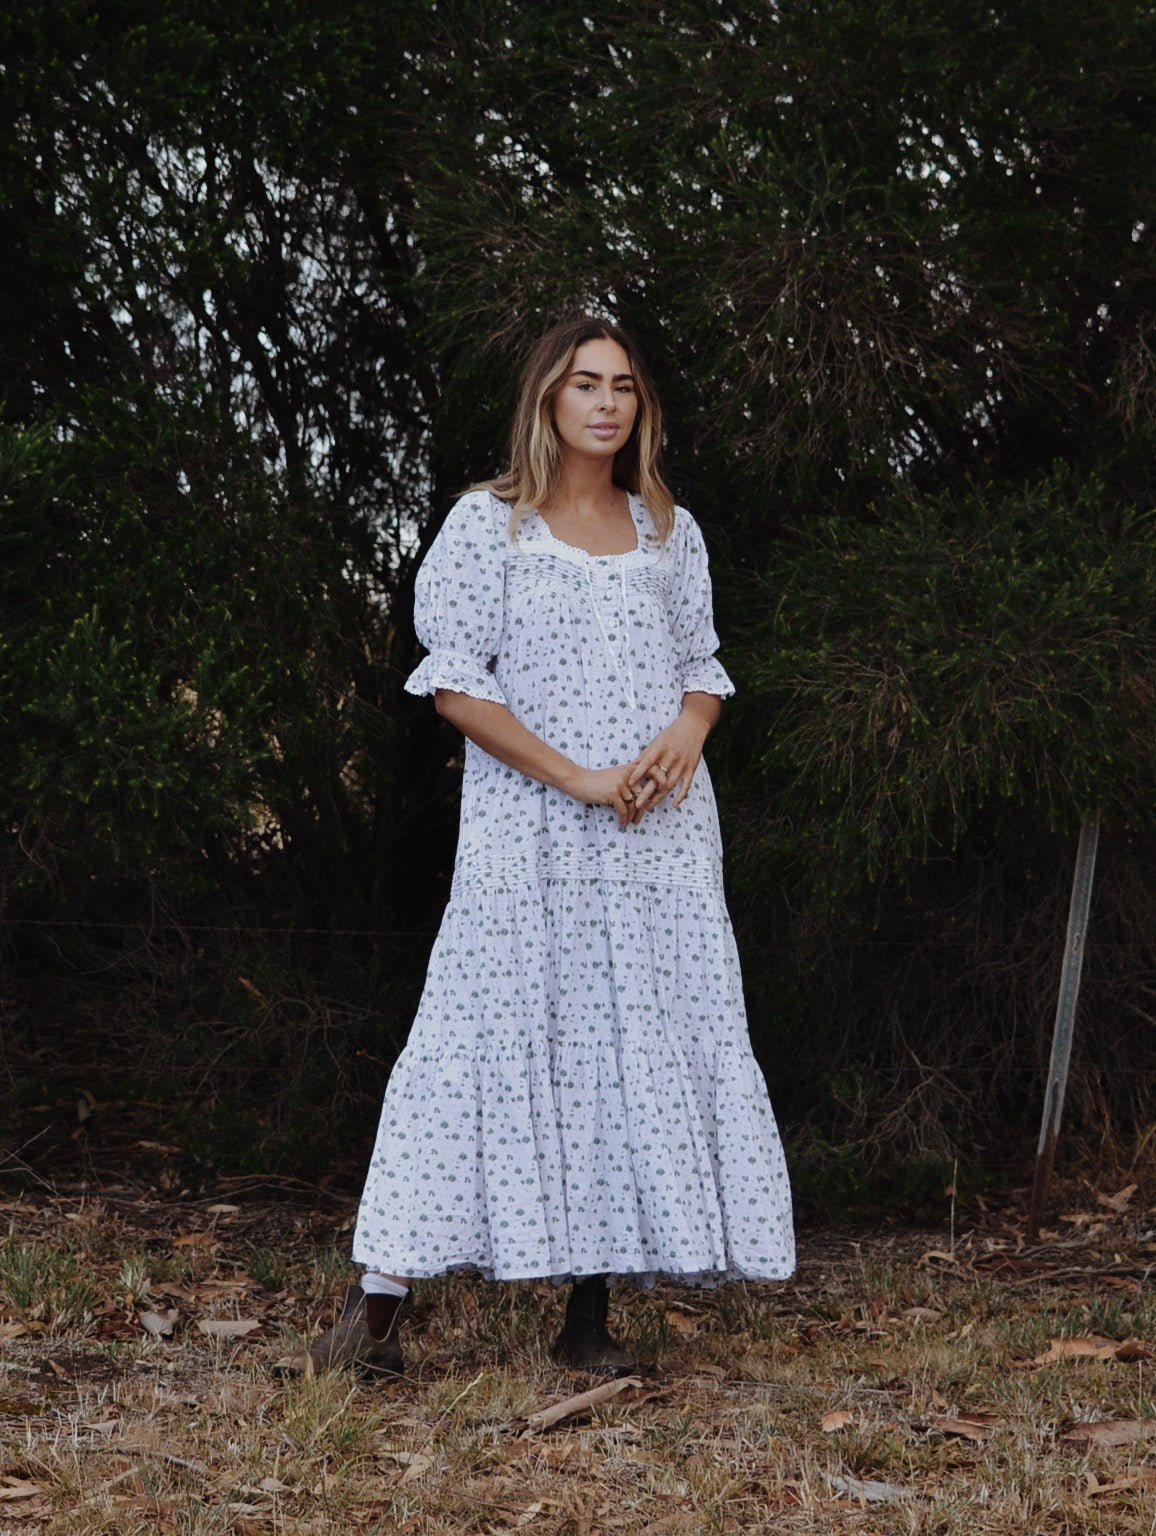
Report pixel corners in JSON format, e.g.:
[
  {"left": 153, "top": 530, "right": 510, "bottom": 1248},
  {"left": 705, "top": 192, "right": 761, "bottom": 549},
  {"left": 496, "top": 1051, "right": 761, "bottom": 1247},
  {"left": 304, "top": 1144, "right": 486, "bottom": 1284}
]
[{"left": 350, "top": 1256, "right": 797, "bottom": 1289}]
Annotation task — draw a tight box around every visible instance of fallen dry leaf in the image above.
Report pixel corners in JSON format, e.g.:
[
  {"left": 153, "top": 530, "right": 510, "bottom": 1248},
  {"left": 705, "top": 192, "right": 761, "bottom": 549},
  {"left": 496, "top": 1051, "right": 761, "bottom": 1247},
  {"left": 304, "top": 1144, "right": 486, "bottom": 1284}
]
[
  {"left": 196, "top": 1318, "right": 261, "bottom": 1339},
  {"left": 524, "top": 1376, "right": 643, "bottom": 1434},
  {"left": 140, "top": 1309, "right": 178, "bottom": 1339},
  {"left": 0, "top": 1481, "right": 43, "bottom": 1502},
  {"left": 903, "top": 1306, "right": 944, "bottom": 1324},
  {"left": 919, "top": 1249, "right": 959, "bottom": 1268},
  {"left": 0, "top": 1321, "right": 29, "bottom": 1341},
  {"left": 398, "top": 1453, "right": 433, "bottom": 1484},
  {"left": 928, "top": 1412, "right": 1000, "bottom": 1441},
  {"left": 1060, "top": 1419, "right": 1156, "bottom": 1448},
  {"left": 821, "top": 1409, "right": 855, "bottom": 1433},
  {"left": 824, "top": 1473, "right": 912, "bottom": 1504},
  {"left": 1032, "top": 1336, "right": 1153, "bottom": 1365},
  {"left": 1097, "top": 1182, "right": 1138, "bottom": 1213},
  {"left": 1085, "top": 1467, "right": 1156, "bottom": 1495},
  {"left": 173, "top": 1232, "right": 218, "bottom": 1249},
  {"left": 666, "top": 1310, "right": 698, "bottom": 1338},
  {"left": 931, "top": 1387, "right": 950, "bottom": 1413}
]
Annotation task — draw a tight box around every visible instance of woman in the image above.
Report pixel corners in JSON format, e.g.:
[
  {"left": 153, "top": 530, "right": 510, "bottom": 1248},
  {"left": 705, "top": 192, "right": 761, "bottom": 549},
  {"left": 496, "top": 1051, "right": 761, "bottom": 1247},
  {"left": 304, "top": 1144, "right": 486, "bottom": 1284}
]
[{"left": 284, "top": 317, "right": 794, "bottom": 1379}]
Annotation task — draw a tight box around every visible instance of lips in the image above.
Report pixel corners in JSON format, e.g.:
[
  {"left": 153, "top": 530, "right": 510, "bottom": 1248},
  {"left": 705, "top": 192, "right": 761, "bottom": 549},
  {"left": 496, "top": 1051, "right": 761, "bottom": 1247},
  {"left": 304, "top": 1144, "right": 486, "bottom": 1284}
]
[{"left": 589, "top": 423, "right": 619, "bottom": 438}]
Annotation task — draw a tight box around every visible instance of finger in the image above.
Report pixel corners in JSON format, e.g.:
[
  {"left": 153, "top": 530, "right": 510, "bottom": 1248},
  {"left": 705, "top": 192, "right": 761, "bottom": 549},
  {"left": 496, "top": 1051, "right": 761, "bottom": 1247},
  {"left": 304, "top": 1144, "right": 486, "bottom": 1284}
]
[
  {"left": 633, "top": 778, "right": 657, "bottom": 808},
  {"left": 628, "top": 745, "right": 673, "bottom": 787},
  {"left": 672, "top": 766, "right": 696, "bottom": 806},
  {"left": 627, "top": 757, "right": 656, "bottom": 789},
  {"left": 636, "top": 762, "right": 671, "bottom": 805},
  {"left": 643, "top": 780, "right": 673, "bottom": 808},
  {"left": 637, "top": 755, "right": 675, "bottom": 795}
]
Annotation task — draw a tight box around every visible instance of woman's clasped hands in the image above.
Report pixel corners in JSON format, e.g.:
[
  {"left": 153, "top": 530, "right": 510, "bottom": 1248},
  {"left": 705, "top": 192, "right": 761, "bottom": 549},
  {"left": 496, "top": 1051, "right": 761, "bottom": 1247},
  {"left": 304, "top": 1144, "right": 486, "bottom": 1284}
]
[{"left": 565, "top": 708, "right": 713, "bottom": 830}]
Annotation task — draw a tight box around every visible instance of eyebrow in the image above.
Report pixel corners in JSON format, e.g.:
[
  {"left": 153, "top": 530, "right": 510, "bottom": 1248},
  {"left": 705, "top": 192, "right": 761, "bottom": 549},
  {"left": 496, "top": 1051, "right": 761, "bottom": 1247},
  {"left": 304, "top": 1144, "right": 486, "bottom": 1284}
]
[{"left": 570, "top": 369, "right": 635, "bottom": 382}]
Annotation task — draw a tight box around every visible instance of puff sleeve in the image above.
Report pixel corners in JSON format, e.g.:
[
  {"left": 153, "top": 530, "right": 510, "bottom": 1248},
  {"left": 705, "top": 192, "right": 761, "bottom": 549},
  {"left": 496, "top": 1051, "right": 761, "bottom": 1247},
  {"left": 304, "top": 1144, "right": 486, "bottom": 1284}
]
[
  {"left": 665, "top": 508, "right": 736, "bottom": 699},
  {"left": 404, "top": 493, "right": 508, "bottom": 704}
]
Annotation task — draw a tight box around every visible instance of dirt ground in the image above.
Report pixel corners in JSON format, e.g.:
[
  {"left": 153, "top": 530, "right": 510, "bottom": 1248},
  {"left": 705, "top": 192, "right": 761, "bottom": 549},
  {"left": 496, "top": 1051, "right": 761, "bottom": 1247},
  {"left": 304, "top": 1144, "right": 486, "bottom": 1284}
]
[{"left": 4, "top": 1160, "right": 1156, "bottom": 1534}]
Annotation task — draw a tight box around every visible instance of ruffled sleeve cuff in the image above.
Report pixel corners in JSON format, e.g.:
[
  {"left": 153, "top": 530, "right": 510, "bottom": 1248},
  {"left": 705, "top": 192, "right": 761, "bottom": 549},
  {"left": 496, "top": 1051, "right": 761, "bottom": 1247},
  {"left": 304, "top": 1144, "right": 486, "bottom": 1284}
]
[
  {"left": 682, "top": 656, "right": 736, "bottom": 699},
  {"left": 405, "top": 649, "right": 508, "bottom": 705}
]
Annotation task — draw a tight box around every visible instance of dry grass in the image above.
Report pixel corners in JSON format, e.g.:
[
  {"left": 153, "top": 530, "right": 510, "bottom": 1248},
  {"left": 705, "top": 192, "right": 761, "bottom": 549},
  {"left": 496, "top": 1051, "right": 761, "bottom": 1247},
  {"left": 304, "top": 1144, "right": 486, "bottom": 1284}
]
[{"left": 4, "top": 1185, "right": 1156, "bottom": 1534}]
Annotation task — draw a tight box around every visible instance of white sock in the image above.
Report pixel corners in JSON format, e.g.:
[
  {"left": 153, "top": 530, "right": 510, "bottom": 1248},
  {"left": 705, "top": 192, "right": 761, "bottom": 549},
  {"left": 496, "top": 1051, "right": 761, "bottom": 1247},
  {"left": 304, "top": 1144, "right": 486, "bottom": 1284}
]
[{"left": 362, "top": 1271, "right": 409, "bottom": 1298}]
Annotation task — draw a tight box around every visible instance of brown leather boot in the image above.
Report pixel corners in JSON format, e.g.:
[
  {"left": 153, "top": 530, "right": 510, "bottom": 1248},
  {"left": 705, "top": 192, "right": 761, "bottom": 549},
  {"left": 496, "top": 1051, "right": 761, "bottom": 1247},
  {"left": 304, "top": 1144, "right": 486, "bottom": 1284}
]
[
  {"left": 550, "top": 1275, "right": 636, "bottom": 1377},
  {"left": 272, "top": 1284, "right": 405, "bottom": 1378}
]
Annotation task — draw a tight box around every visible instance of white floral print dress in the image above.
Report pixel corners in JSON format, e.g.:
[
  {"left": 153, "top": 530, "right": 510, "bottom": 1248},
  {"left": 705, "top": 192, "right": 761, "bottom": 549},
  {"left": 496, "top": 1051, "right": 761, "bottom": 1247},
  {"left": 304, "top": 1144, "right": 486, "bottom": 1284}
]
[{"left": 353, "top": 490, "right": 795, "bottom": 1285}]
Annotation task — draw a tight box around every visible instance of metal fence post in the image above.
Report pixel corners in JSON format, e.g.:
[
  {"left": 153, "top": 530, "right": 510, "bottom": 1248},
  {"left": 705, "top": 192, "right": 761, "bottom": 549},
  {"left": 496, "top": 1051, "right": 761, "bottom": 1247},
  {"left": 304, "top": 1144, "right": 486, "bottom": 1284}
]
[{"left": 1026, "top": 811, "right": 1102, "bottom": 1243}]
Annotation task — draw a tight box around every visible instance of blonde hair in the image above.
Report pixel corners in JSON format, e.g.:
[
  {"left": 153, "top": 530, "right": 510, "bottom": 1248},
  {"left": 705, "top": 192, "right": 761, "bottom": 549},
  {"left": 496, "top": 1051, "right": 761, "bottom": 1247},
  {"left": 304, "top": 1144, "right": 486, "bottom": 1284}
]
[{"left": 476, "top": 318, "right": 676, "bottom": 540}]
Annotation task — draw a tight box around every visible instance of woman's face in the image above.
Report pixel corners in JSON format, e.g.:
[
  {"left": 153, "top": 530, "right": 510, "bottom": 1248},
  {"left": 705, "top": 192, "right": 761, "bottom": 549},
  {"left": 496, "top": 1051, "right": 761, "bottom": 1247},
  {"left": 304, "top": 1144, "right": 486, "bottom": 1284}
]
[{"left": 550, "top": 337, "right": 639, "bottom": 463}]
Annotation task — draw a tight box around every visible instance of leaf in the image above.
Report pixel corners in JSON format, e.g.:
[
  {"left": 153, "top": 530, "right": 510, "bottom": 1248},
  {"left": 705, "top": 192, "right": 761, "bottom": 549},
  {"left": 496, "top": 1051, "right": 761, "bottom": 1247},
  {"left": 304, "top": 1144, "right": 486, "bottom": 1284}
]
[
  {"left": 665, "top": 1309, "right": 698, "bottom": 1337},
  {"left": 204, "top": 1203, "right": 241, "bottom": 1215},
  {"left": 824, "top": 1473, "right": 912, "bottom": 1503},
  {"left": 929, "top": 1412, "right": 1000, "bottom": 1440},
  {"left": 0, "top": 1321, "right": 29, "bottom": 1341},
  {"left": 196, "top": 1318, "right": 261, "bottom": 1338},
  {"left": 1097, "top": 1182, "right": 1138, "bottom": 1212},
  {"left": 821, "top": 1409, "right": 855, "bottom": 1432},
  {"left": 398, "top": 1454, "right": 433, "bottom": 1484},
  {"left": 173, "top": 1232, "right": 218, "bottom": 1249},
  {"left": 1060, "top": 1419, "right": 1156, "bottom": 1448},
  {"left": 1032, "top": 1336, "right": 1153, "bottom": 1364},
  {"left": 140, "top": 1309, "right": 178, "bottom": 1338},
  {"left": 0, "top": 1481, "right": 43, "bottom": 1502},
  {"left": 903, "top": 1306, "right": 944, "bottom": 1324},
  {"left": 523, "top": 1376, "right": 644, "bottom": 1433},
  {"left": 931, "top": 1388, "right": 950, "bottom": 1412},
  {"left": 258, "top": 1477, "right": 292, "bottom": 1493},
  {"left": 380, "top": 1449, "right": 438, "bottom": 1483},
  {"left": 1085, "top": 1467, "right": 1156, "bottom": 1495}
]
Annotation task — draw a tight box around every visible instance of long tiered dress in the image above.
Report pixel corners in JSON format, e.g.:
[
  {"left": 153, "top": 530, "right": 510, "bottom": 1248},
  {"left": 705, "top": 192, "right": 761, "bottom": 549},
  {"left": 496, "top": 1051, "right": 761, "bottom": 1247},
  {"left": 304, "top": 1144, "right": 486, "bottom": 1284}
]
[{"left": 353, "top": 489, "right": 794, "bottom": 1285}]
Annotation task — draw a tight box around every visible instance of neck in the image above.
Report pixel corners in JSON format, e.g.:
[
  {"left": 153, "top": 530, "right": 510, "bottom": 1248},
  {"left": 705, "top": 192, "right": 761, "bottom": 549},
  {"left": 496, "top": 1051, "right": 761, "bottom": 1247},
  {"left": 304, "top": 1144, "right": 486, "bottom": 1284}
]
[{"left": 554, "top": 455, "right": 620, "bottom": 511}]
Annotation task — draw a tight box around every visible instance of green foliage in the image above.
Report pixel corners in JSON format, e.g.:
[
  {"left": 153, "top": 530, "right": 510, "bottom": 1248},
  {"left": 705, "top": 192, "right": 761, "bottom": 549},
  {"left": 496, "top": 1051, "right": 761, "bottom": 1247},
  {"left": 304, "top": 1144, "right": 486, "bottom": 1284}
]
[
  {"left": 0, "top": 406, "right": 395, "bottom": 914},
  {"left": 2, "top": 0, "right": 1156, "bottom": 1185},
  {"left": 736, "top": 474, "right": 1156, "bottom": 892}
]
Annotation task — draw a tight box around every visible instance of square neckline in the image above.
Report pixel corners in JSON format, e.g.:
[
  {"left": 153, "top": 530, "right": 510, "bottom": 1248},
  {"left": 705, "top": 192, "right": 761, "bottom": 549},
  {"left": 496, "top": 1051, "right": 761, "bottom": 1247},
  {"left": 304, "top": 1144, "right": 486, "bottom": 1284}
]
[{"left": 527, "top": 493, "right": 648, "bottom": 561}]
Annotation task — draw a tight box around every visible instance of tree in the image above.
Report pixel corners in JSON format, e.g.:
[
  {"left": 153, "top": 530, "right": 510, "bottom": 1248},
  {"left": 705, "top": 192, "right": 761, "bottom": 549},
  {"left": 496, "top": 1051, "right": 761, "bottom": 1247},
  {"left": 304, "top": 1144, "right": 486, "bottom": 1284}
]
[{"left": 3, "top": 0, "right": 1155, "bottom": 1183}]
